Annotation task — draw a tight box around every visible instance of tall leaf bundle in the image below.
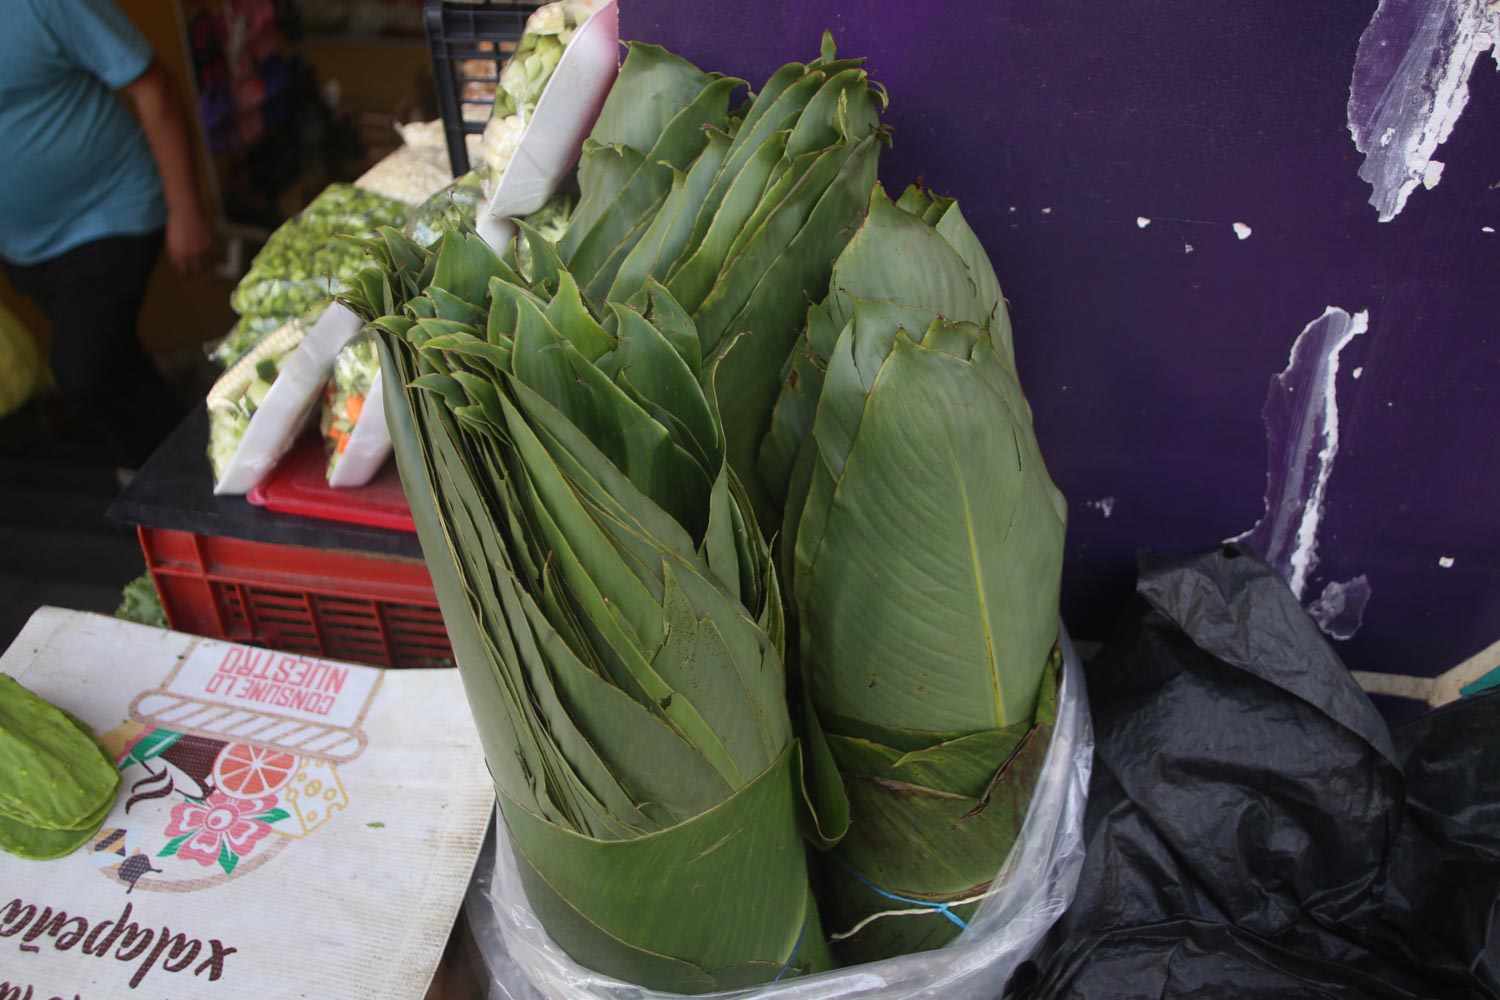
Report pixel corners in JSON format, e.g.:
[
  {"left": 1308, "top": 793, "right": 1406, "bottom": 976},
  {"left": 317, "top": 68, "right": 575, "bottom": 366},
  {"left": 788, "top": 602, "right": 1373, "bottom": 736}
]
[
  {"left": 343, "top": 28, "right": 1073, "bottom": 991},
  {"left": 341, "top": 223, "right": 832, "bottom": 993},
  {"left": 560, "top": 33, "right": 888, "bottom": 529},
  {"left": 769, "top": 184, "right": 1068, "bottom": 963}
]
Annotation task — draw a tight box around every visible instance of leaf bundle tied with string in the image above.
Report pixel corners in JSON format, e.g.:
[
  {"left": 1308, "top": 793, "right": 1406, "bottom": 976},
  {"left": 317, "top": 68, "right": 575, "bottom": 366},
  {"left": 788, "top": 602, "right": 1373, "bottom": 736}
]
[{"left": 769, "top": 183, "right": 1068, "bottom": 964}]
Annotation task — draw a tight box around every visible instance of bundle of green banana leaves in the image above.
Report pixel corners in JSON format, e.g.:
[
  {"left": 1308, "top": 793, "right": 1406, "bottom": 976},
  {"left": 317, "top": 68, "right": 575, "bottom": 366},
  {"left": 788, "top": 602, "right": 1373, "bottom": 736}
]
[
  {"left": 342, "top": 30, "right": 1069, "bottom": 993},
  {"left": 770, "top": 184, "right": 1067, "bottom": 963},
  {"left": 340, "top": 222, "right": 831, "bottom": 991}
]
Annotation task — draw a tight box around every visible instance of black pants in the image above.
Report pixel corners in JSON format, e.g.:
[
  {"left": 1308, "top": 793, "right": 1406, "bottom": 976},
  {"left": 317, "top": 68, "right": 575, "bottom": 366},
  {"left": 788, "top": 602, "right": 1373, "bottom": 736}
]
[{"left": 3, "top": 229, "right": 186, "bottom": 469}]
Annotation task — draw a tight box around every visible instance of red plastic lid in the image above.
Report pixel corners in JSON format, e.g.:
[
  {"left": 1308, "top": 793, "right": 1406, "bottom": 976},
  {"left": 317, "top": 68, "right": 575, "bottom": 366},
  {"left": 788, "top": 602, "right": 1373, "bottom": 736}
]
[{"left": 247, "top": 432, "right": 415, "bottom": 533}]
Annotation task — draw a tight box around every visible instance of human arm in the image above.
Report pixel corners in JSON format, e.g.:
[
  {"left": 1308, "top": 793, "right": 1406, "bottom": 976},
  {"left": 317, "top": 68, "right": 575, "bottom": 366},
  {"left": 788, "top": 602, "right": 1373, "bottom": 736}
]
[{"left": 120, "top": 59, "right": 215, "bottom": 274}]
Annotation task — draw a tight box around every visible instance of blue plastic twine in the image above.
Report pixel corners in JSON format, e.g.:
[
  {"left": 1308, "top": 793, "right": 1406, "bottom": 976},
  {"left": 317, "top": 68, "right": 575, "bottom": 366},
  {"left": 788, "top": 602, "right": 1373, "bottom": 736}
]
[
  {"left": 831, "top": 851, "right": 969, "bottom": 930},
  {"left": 773, "top": 916, "right": 809, "bottom": 982}
]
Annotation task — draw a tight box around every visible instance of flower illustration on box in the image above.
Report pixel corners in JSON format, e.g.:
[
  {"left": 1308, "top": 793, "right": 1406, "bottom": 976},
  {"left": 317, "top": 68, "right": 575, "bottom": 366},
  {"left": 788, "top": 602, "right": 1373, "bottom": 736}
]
[
  {"left": 83, "top": 638, "right": 381, "bottom": 894},
  {"left": 161, "top": 791, "right": 285, "bottom": 875}
]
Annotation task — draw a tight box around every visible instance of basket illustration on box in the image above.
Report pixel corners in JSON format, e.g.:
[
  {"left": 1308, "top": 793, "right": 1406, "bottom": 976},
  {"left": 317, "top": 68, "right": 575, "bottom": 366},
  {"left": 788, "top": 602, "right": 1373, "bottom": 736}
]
[{"left": 89, "top": 638, "right": 382, "bottom": 893}]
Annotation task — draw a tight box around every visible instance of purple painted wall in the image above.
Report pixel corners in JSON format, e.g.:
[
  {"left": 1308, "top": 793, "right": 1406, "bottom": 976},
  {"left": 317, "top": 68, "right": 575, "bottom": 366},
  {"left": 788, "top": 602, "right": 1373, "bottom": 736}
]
[{"left": 620, "top": 1, "right": 1500, "bottom": 708}]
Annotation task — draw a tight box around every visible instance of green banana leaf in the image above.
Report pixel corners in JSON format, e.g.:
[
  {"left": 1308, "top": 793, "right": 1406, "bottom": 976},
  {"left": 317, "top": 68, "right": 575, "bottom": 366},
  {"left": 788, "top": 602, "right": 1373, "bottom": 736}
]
[
  {"left": 791, "top": 307, "right": 1064, "bottom": 731},
  {"left": 760, "top": 182, "right": 1013, "bottom": 516}
]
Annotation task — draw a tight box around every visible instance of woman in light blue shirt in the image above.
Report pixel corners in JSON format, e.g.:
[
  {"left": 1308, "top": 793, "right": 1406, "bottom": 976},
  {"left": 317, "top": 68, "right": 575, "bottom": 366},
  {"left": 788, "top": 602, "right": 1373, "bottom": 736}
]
[{"left": 1, "top": 0, "right": 214, "bottom": 472}]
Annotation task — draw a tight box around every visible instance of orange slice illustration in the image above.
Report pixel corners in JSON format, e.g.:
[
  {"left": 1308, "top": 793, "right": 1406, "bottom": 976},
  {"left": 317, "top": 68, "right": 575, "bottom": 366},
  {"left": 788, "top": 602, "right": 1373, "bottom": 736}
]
[{"left": 213, "top": 744, "right": 299, "bottom": 799}]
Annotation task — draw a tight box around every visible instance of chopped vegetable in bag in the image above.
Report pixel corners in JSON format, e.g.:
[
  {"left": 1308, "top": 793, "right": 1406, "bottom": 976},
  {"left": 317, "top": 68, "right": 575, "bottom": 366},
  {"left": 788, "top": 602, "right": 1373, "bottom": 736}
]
[
  {"left": 321, "top": 332, "right": 381, "bottom": 477},
  {"left": 514, "top": 193, "right": 575, "bottom": 281},
  {"left": 207, "top": 319, "right": 307, "bottom": 481},
  {"left": 407, "top": 174, "right": 489, "bottom": 248},
  {"left": 355, "top": 142, "right": 455, "bottom": 206},
  {"left": 476, "top": 0, "right": 608, "bottom": 183}
]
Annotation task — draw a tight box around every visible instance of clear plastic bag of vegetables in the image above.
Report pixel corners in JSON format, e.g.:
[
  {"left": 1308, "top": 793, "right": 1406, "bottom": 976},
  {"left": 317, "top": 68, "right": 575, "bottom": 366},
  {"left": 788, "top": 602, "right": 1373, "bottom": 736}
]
[
  {"left": 512, "top": 192, "right": 575, "bottom": 282},
  {"left": 491, "top": 0, "right": 609, "bottom": 123},
  {"left": 406, "top": 174, "right": 489, "bottom": 248},
  {"left": 320, "top": 331, "right": 393, "bottom": 487},
  {"left": 207, "top": 317, "right": 308, "bottom": 484},
  {"left": 216, "top": 184, "right": 406, "bottom": 367},
  {"left": 208, "top": 304, "right": 367, "bottom": 494},
  {"left": 475, "top": 0, "right": 611, "bottom": 185}
]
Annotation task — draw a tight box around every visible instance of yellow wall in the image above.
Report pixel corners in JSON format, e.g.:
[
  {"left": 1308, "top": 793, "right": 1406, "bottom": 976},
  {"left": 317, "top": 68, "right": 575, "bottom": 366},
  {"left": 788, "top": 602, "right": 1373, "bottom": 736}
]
[{"left": 304, "top": 37, "right": 433, "bottom": 115}]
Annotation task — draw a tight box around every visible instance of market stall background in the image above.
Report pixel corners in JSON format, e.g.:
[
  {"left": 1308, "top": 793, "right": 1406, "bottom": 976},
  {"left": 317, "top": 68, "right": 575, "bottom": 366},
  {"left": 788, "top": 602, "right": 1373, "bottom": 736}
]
[
  {"left": 0, "top": 0, "right": 1494, "bottom": 721},
  {"left": 0, "top": 0, "right": 464, "bottom": 654},
  {"left": 620, "top": 0, "right": 1500, "bottom": 717}
]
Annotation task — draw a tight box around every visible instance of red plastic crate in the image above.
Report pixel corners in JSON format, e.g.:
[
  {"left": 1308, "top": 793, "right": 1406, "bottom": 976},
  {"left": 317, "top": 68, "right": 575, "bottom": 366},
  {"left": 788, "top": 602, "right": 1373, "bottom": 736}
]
[{"left": 138, "top": 526, "right": 453, "bottom": 669}]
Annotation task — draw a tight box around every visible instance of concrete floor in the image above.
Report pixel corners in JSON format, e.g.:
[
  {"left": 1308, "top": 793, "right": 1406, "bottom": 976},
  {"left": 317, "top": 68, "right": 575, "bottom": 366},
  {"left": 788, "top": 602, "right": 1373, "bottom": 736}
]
[{"left": 0, "top": 397, "right": 147, "bottom": 653}]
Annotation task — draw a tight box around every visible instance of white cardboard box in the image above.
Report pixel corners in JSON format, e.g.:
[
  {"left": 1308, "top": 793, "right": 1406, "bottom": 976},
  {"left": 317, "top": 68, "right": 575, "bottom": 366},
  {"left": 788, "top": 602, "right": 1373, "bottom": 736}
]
[{"left": 0, "top": 608, "right": 491, "bottom": 999}]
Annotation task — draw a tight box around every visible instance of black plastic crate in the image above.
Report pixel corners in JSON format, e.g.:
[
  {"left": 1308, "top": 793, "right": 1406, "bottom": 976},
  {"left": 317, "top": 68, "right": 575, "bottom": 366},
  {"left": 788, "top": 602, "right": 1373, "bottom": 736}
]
[{"left": 423, "top": 1, "right": 536, "bottom": 176}]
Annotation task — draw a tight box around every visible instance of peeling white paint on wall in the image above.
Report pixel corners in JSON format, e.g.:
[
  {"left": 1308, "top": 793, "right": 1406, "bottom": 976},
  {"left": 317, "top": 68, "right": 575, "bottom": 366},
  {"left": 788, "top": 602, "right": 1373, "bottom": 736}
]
[
  {"left": 1136, "top": 216, "right": 1152, "bottom": 228},
  {"left": 1347, "top": 0, "right": 1500, "bottom": 221},
  {"left": 1041, "top": 207, "right": 1053, "bottom": 215},
  {"left": 1184, "top": 243, "right": 1195, "bottom": 254},
  {"left": 1234, "top": 307, "right": 1370, "bottom": 604},
  {"left": 1439, "top": 555, "right": 1457, "bottom": 568},
  {"left": 1084, "top": 497, "right": 1116, "bottom": 518},
  {"left": 1352, "top": 366, "right": 1365, "bottom": 379},
  {"left": 1484, "top": 225, "right": 1496, "bottom": 232},
  {"left": 1309, "top": 575, "right": 1373, "bottom": 640},
  {"left": 1233, "top": 222, "right": 1253, "bottom": 240}
]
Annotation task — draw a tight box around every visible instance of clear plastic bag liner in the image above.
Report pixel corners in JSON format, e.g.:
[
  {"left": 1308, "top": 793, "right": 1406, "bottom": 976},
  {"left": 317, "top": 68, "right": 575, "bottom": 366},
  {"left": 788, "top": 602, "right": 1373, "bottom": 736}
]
[{"left": 465, "top": 628, "right": 1094, "bottom": 1000}]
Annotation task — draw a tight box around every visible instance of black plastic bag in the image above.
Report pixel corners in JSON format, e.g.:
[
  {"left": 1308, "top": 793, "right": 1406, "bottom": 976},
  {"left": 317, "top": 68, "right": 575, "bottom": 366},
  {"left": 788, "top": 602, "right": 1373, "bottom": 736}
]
[{"left": 1014, "top": 545, "right": 1500, "bottom": 999}]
